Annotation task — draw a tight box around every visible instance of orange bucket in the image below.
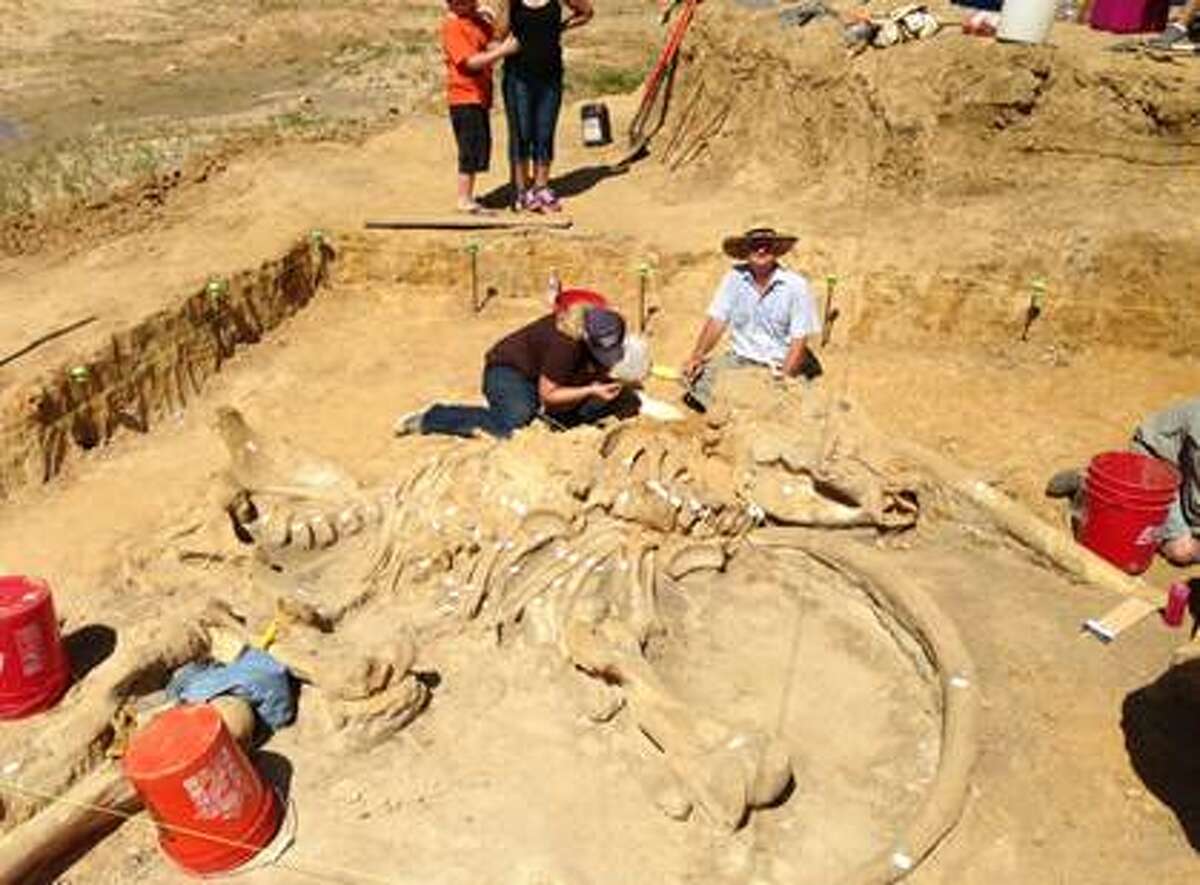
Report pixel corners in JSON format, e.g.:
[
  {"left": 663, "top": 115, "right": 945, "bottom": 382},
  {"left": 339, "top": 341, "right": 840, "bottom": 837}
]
[
  {"left": 123, "top": 704, "right": 280, "bottom": 875},
  {"left": 0, "top": 576, "right": 70, "bottom": 719}
]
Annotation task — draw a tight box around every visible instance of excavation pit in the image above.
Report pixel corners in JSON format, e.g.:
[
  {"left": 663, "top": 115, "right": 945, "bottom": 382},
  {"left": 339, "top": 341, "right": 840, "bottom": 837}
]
[
  {"left": 3, "top": 5, "right": 1200, "bottom": 879},
  {"left": 0, "top": 228, "right": 987, "bottom": 883}
]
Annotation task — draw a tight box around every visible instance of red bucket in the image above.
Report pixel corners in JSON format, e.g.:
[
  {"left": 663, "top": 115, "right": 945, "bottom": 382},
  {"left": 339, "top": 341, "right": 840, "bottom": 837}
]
[
  {"left": 1087, "top": 451, "right": 1180, "bottom": 498},
  {"left": 1077, "top": 451, "right": 1180, "bottom": 575},
  {"left": 554, "top": 287, "right": 608, "bottom": 314},
  {"left": 1085, "top": 470, "right": 1177, "bottom": 508},
  {"left": 0, "top": 576, "right": 70, "bottom": 719},
  {"left": 123, "top": 704, "right": 280, "bottom": 876}
]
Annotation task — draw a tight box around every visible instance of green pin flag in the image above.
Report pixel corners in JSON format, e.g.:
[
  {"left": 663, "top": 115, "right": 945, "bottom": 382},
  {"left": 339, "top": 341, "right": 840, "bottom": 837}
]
[
  {"left": 68, "top": 365, "right": 90, "bottom": 383},
  {"left": 1022, "top": 277, "right": 1047, "bottom": 342},
  {"left": 1030, "top": 276, "right": 1047, "bottom": 310},
  {"left": 821, "top": 273, "right": 839, "bottom": 347},
  {"left": 309, "top": 228, "right": 326, "bottom": 246},
  {"left": 206, "top": 277, "right": 228, "bottom": 304}
]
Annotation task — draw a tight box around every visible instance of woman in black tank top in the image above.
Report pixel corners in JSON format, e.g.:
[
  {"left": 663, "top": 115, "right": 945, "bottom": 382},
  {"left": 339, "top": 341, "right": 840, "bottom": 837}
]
[{"left": 499, "top": 0, "right": 593, "bottom": 213}]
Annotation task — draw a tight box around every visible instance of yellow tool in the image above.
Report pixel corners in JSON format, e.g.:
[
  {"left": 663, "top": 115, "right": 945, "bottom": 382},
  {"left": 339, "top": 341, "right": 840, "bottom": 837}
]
[{"left": 650, "top": 363, "right": 682, "bottom": 382}]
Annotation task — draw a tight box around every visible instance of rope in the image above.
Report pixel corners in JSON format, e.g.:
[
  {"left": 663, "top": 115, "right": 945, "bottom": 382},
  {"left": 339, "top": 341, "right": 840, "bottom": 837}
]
[
  {"left": 773, "top": 567, "right": 807, "bottom": 737},
  {"left": 0, "top": 776, "right": 397, "bottom": 885}
]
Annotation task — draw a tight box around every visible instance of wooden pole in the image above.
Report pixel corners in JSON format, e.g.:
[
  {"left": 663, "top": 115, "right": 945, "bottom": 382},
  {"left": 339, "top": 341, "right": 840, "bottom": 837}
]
[
  {"left": 468, "top": 243, "right": 480, "bottom": 313},
  {"left": 0, "top": 316, "right": 98, "bottom": 369},
  {"left": 637, "top": 264, "right": 650, "bottom": 332},
  {"left": 365, "top": 217, "right": 572, "bottom": 232}
]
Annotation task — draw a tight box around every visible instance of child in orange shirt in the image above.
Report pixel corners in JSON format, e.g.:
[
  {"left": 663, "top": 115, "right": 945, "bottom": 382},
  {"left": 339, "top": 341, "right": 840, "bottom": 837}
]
[{"left": 443, "top": 0, "right": 519, "bottom": 213}]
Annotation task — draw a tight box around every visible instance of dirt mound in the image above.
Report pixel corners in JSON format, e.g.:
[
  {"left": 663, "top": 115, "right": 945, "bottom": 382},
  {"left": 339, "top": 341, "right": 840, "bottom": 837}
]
[
  {"left": 648, "top": 6, "right": 1200, "bottom": 352},
  {"left": 660, "top": 7, "right": 1200, "bottom": 197},
  {"left": 648, "top": 9, "right": 1200, "bottom": 354}
]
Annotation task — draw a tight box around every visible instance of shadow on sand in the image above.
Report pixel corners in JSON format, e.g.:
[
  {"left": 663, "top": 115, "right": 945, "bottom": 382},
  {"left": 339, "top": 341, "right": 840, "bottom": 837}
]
[
  {"left": 1122, "top": 655, "right": 1200, "bottom": 850},
  {"left": 477, "top": 144, "right": 648, "bottom": 211}
]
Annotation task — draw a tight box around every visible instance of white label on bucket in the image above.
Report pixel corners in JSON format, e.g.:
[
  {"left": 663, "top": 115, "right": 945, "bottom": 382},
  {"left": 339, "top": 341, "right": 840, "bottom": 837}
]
[
  {"left": 1134, "top": 525, "right": 1159, "bottom": 548},
  {"left": 182, "top": 745, "right": 251, "bottom": 821},
  {"left": 583, "top": 117, "right": 603, "bottom": 144},
  {"left": 14, "top": 623, "right": 45, "bottom": 677}
]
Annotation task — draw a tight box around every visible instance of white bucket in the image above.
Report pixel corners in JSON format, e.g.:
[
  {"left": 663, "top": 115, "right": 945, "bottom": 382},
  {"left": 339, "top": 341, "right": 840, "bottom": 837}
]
[{"left": 997, "top": 0, "right": 1057, "bottom": 44}]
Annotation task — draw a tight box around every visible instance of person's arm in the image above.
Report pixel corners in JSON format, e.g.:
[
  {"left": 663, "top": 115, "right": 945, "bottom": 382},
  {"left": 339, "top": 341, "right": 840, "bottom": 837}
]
[
  {"left": 465, "top": 33, "right": 519, "bottom": 71},
  {"left": 780, "top": 274, "right": 819, "bottom": 377},
  {"left": 682, "top": 274, "right": 734, "bottom": 380},
  {"left": 538, "top": 330, "right": 620, "bottom": 409},
  {"left": 562, "top": 0, "right": 593, "bottom": 30},
  {"left": 781, "top": 337, "right": 809, "bottom": 378},
  {"left": 682, "top": 318, "right": 727, "bottom": 382},
  {"left": 538, "top": 375, "right": 620, "bottom": 409}
]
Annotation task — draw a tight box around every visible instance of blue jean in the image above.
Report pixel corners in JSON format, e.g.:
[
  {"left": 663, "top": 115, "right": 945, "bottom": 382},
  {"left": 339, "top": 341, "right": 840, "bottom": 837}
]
[
  {"left": 502, "top": 66, "right": 563, "bottom": 165},
  {"left": 421, "top": 365, "right": 639, "bottom": 439},
  {"left": 422, "top": 365, "right": 540, "bottom": 439}
]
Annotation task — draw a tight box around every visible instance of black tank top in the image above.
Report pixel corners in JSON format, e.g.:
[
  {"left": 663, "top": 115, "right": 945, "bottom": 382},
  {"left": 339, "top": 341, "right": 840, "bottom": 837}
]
[{"left": 509, "top": 0, "right": 563, "bottom": 78}]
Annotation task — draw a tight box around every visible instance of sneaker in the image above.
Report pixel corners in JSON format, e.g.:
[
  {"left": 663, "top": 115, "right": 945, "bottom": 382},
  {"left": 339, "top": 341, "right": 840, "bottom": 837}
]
[
  {"left": 1044, "top": 468, "right": 1082, "bottom": 499},
  {"left": 393, "top": 407, "right": 427, "bottom": 437},
  {"left": 517, "top": 190, "right": 544, "bottom": 213},
  {"left": 533, "top": 186, "right": 561, "bottom": 213},
  {"left": 1147, "top": 21, "right": 1188, "bottom": 48}
]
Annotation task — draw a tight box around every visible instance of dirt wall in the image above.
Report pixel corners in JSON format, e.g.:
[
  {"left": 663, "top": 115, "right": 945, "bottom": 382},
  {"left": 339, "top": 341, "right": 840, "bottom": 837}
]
[
  {"left": 654, "top": 7, "right": 1200, "bottom": 351},
  {"left": 0, "top": 237, "right": 329, "bottom": 500}
]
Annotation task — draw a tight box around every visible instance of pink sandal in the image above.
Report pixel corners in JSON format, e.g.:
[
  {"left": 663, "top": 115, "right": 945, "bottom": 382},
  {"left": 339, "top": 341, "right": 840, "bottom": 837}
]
[
  {"left": 516, "top": 190, "right": 544, "bottom": 213},
  {"left": 533, "top": 187, "right": 562, "bottom": 213}
]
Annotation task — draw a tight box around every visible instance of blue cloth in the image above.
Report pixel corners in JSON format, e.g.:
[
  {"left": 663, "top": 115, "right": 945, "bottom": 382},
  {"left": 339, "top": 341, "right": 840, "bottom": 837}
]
[
  {"left": 502, "top": 65, "right": 563, "bottom": 165},
  {"left": 422, "top": 364, "right": 541, "bottom": 438},
  {"left": 167, "top": 648, "right": 295, "bottom": 731},
  {"left": 706, "top": 264, "right": 821, "bottom": 367},
  {"left": 421, "top": 363, "right": 638, "bottom": 439}
]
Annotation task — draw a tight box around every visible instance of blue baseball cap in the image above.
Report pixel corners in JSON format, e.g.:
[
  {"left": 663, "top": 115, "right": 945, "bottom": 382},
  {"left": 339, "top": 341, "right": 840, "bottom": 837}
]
[{"left": 583, "top": 307, "right": 626, "bottom": 368}]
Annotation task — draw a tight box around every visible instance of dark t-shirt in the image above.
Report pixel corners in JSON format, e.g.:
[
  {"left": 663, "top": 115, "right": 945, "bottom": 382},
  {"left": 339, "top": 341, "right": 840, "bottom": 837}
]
[
  {"left": 507, "top": 0, "right": 563, "bottom": 79},
  {"left": 485, "top": 313, "right": 605, "bottom": 389}
]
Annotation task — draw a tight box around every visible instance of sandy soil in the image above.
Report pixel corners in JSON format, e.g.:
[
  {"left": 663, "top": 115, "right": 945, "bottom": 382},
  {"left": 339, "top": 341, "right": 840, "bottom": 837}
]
[{"left": 1, "top": 1, "right": 1199, "bottom": 882}]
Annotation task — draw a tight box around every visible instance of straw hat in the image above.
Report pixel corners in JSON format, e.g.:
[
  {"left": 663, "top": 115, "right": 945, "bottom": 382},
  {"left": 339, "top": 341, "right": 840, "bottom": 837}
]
[{"left": 721, "top": 225, "right": 798, "bottom": 261}]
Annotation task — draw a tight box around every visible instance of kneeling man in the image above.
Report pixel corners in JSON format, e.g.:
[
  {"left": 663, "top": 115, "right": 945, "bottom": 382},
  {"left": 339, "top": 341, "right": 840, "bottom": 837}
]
[{"left": 681, "top": 225, "right": 821, "bottom": 413}]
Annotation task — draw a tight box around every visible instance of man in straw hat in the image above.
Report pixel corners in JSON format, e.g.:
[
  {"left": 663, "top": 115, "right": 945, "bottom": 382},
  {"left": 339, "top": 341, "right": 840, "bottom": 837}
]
[
  {"left": 395, "top": 302, "right": 637, "bottom": 438},
  {"left": 680, "top": 225, "right": 822, "bottom": 413}
]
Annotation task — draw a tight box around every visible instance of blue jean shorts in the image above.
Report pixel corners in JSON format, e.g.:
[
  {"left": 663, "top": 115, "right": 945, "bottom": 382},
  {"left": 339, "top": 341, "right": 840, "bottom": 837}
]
[{"left": 502, "top": 66, "right": 563, "bottom": 165}]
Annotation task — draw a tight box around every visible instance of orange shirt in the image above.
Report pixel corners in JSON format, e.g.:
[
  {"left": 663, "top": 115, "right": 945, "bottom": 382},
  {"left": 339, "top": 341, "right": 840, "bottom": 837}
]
[{"left": 442, "top": 13, "right": 494, "bottom": 108}]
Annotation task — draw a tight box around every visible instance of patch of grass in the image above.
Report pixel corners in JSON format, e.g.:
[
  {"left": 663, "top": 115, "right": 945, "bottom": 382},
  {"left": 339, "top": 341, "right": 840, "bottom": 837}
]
[
  {"left": 269, "top": 109, "right": 325, "bottom": 131},
  {"left": 570, "top": 64, "right": 648, "bottom": 99},
  {"left": 0, "top": 129, "right": 194, "bottom": 217}
]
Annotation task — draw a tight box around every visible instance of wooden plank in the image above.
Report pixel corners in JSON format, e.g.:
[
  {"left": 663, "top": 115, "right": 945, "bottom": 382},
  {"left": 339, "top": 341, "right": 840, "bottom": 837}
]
[
  {"left": 364, "top": 216, "right": 573, "bottom": 232},
  {"left": 1083, "top": 597, "right": 1158, "bottom": 642}
]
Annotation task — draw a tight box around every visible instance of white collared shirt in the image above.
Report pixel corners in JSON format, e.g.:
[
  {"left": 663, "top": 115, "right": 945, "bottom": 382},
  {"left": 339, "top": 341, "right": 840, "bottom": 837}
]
[{"left": 707, "top": 264, "right": 821, "bottom": 366}]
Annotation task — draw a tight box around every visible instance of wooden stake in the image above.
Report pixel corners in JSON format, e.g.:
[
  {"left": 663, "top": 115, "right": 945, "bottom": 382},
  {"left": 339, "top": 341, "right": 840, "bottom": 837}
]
[
  {"left": 637, "top": 263, "right": 651, "bottom": 332},
  {"left": 1083, "top": 597, "right": 1158, "bottom": 642},
  {"left": 467, "top": 243, "right": 481, "bottom": 313}
]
